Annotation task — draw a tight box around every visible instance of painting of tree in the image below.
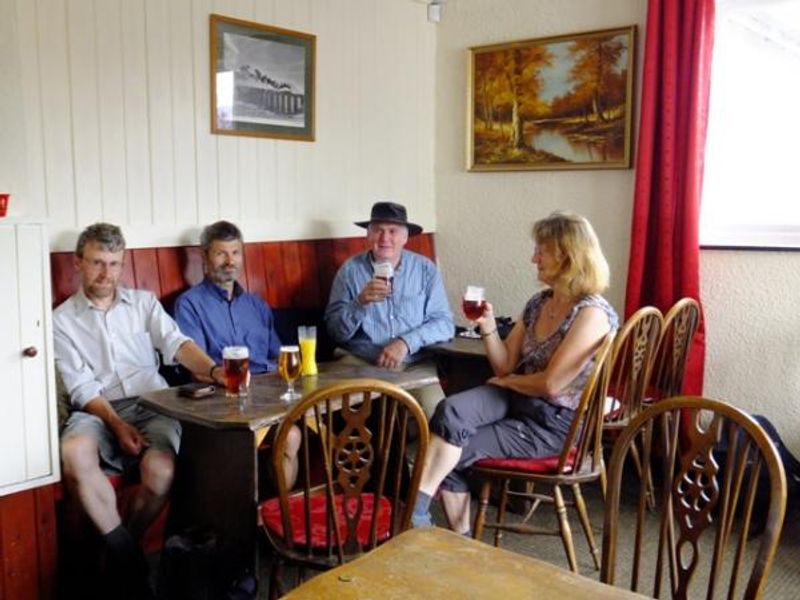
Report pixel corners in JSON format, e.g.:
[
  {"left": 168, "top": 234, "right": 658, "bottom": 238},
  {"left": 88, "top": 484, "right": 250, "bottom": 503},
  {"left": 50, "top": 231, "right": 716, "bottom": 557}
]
[{"left": 468, "top": 27, "right": 636, "bottom": 171}]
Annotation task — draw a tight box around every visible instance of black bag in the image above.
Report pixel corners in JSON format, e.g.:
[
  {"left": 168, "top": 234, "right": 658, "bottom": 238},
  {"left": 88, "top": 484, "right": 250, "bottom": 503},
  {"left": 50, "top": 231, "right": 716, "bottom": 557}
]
[{"left": 713, "top": 414, "right": 800, "bottom": 534}]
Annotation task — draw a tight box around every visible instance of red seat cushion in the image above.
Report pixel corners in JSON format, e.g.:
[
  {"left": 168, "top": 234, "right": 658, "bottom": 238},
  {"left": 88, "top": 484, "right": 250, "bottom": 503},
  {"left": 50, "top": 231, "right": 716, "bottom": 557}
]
[
  {"left": 474, "top": 448, "right": 577, "bottom": 474},
  {"left": 260, "top": 493, "right": 392, "bottom": 548}
]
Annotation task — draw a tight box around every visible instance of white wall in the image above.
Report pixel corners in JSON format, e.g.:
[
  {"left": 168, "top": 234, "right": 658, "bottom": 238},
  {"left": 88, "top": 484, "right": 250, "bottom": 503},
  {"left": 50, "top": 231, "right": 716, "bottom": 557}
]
[
  {"left": 701, "top": 251, "right": 800, "bottom": 454},
  {"left": 434, "top": 0, "right": 800, "bottom": 454},
  {"left": 434, "top": 0, "right": 646, "bottom": 319},
  {"left": 0, "top": 0, "right": 436, "bottom": 251}
]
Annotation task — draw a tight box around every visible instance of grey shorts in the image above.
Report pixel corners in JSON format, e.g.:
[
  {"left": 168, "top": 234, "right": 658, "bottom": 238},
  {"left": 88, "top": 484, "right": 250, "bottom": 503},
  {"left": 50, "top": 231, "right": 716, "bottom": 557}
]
[{"left": 61, "top": 398, "right": 181, "bottom": 474}]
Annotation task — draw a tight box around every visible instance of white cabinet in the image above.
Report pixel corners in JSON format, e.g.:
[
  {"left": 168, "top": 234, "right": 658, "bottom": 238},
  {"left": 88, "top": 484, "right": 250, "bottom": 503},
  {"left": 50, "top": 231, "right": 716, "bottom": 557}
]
[{"left": 0, "top": 222, "right": 60, "bottom": 496}]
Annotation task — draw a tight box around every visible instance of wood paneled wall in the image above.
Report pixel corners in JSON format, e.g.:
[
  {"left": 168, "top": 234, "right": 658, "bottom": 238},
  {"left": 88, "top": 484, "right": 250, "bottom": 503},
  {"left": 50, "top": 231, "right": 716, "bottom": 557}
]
[
  {"left": 0, "top": 487, "right": 57, "bottom": 600},
  {"left": 1, "top": 0, "right": 437, "bottom": 250},
  {"left": 50, "top": 233, "right": 437, "bottom": 310}
]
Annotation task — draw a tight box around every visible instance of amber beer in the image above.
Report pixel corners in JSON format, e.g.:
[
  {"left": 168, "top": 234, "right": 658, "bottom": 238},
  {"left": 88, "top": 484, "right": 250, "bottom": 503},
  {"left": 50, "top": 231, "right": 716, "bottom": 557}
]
[
  {"left": 278, "top": 345, "right": 302, "bottom": 402},
  {"left": 222, "top": 346, "right": 250, "bottom": 397},
  {"left": 278, "top": 347, "right": 302, "bottom": 382}
]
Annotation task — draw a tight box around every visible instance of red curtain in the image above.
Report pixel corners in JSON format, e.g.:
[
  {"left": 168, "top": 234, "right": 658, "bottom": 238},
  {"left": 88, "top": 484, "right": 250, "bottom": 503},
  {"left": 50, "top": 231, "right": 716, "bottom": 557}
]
[{"left": 625, "top": 0, "right": 715, "bottom": 395}]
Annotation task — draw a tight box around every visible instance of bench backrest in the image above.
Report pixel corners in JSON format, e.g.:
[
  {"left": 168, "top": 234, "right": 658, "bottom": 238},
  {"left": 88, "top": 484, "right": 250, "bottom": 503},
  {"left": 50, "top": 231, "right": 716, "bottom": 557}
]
[{"left": 50, "top": 234, "right": 437, "bottom": 359}]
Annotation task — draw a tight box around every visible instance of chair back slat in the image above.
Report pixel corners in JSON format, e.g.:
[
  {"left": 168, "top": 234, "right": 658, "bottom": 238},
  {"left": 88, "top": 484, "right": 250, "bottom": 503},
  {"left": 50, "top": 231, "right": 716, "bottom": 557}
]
[
  {"left": 606, "top": 307, "right": 663, "bottom": 429},
  {"left": 602, "top": 396, "right": 787, "bottom": 600},
  {"left": 263, "top": 378, "right": 429, "bottom": 574},
  {"left": 651, "top": 298, "right": 701, "bottom": 400},
  {"left": 566, "top": 331, "right": 616, "bottom": 473}
]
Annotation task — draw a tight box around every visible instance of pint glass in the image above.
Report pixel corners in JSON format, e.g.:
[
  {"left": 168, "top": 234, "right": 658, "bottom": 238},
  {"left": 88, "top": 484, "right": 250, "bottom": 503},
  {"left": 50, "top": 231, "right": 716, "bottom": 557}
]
[{"left": 222, "top": 346, "right": 250, "bottom": 397}]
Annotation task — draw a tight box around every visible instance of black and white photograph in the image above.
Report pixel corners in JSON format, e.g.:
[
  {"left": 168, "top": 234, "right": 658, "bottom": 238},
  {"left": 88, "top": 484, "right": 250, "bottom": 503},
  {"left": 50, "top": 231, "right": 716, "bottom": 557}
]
[{"left": 210, "top": 14, "right": 315, "bottom": 141}]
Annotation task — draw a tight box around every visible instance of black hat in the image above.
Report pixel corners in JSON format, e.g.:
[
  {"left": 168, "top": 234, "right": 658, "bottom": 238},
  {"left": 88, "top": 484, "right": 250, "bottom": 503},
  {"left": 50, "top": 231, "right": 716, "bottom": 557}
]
[{"left": 354, "top": 201, "right": 422, "bottom": 236}]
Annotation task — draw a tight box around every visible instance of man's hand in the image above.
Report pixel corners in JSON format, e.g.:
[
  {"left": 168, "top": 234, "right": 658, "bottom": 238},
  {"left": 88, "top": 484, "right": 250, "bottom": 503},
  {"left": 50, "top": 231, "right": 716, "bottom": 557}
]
[
  {"left": 111, "top": 421, "right": 149, "bottom": 456},
  {"left": 377, "top": 338, "right": 410, "bottom": 370},
  {"left": 357, "top": 278, "right": 392, "bottom": 305}
]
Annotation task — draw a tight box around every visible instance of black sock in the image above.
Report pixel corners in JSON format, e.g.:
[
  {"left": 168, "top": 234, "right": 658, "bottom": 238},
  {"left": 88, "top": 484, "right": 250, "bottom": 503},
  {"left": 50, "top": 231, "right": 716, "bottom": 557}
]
[{"left": 104, "top": 525, "right": 153, "bottom": 598}]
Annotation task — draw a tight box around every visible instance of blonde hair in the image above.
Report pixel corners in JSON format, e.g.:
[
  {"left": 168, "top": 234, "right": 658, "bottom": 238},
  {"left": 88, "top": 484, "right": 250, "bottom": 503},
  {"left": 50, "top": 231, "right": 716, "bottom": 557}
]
[{"left": 532, "top": 211, "right": 609, "bottom": 296}]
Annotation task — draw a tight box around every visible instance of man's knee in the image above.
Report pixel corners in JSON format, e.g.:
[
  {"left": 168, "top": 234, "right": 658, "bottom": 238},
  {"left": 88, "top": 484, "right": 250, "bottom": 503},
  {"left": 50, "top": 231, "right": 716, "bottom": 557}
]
[
  {"left": 285, "top": 425, "right": 302, "bottom": 458},
  {"left": 61, "top": 434, "right": 101, "bottom": 480},
  {"left": 139, "top": 450, "right": 175, "bottom": 496}
]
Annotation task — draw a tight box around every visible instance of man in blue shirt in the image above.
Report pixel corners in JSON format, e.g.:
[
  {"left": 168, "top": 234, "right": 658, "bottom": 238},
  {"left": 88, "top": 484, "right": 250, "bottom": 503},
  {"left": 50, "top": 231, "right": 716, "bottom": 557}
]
[
  {"left": 325, "top": 202, "right": 454, "bottom": 418},
  {"left": 174, "top": 221, "right": 282, "bottom": 373},
  {"left": 175, "top": 221, "right": 300, "bottom": 487}
]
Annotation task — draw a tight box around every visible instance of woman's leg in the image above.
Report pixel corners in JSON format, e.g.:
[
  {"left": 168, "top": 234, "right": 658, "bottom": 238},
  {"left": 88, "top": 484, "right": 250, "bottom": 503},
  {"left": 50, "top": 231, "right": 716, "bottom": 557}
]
[
  {"left": 419, "top": 434, "right": 463, "bottom": 496},
  {"left": 413, "top": 385, "right": 512, "bottom": 529},
  {"left": 440, "top": 490, "right": 471, "bottom": 534}
]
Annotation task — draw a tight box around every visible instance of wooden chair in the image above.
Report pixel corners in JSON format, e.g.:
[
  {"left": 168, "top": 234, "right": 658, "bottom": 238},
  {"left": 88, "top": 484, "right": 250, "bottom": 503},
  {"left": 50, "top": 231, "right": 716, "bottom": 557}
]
[
  {"left": 601, "top": 396, "right": 787, "bottom": 599},
  {"left": 258, "top": 379, "right": 429, "bottom": 597},
  {"left": 601, "top": 306, "right": 663, "bottom": 497},
  {"left": 471, "top": 332, "right": 615, "bottom": 574},
  {"left": 650, "top": 298, "right": 701, "bottom": 401}
]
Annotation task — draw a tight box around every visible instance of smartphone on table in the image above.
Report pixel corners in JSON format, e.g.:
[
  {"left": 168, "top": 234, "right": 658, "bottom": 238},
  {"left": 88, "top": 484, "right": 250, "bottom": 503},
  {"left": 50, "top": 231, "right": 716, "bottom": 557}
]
[{"left": 177, "top": 383, "right": 216, "bottom": 398}]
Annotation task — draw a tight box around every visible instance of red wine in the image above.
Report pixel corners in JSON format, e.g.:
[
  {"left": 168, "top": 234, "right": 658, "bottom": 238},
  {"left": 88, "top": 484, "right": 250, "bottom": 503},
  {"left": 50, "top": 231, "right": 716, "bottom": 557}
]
[{"left": 462, "top": 298, "right": 486, "bottom": 321}]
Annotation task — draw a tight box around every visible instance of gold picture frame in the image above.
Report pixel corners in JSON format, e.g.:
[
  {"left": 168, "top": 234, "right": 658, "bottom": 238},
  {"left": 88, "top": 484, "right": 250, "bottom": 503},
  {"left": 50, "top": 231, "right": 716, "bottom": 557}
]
[
  {"left": 467, "top": 26, "right": 636, "bottom": 171},
  {"left": 210, "top": 14, "right": 315, "bottom": 141}
]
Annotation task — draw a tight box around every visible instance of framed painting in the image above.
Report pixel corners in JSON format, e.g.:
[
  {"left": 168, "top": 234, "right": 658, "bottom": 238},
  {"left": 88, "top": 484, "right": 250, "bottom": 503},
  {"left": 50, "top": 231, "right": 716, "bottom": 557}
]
[
  {"left": 210, "top": 14, "right": 315, "bottom": 141},
  {"left": 467, "top": 26, "right": 636, "bottom": 171}
]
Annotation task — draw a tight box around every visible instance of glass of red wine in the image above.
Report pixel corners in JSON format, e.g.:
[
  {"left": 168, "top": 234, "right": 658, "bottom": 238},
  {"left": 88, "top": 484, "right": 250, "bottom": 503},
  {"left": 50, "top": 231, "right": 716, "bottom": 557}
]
[{"left": 461, "top": 285, "right": 485, "bottom": 339}]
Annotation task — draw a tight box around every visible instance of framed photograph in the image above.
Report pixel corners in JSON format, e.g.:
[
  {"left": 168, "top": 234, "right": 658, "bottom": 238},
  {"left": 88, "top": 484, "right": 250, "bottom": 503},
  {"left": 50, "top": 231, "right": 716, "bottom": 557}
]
[
  {"left": 467, "top": 26, "right": 636, "bottom": 171},
  {"left": 210, "top": 14, "right": 315, "bottom": 141}
]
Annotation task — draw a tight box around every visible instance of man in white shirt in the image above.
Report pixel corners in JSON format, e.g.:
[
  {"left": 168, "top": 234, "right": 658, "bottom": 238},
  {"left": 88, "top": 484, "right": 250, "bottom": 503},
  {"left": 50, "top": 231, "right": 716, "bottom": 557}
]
[{"left": 54, "top": 223, "right": 224, "bottom": 598}]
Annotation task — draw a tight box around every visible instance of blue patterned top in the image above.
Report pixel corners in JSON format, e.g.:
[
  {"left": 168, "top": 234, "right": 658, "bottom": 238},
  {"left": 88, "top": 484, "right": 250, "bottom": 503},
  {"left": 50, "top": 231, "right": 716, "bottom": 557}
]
[{"left": 517, "top": 290, "right": 619, "bottom": 410}]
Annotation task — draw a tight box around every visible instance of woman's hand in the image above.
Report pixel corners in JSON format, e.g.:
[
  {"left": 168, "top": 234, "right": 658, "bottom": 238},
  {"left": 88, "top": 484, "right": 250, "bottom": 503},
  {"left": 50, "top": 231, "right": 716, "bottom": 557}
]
[{"left": 475, "top": 301, "right": 496, "bottom": 331}]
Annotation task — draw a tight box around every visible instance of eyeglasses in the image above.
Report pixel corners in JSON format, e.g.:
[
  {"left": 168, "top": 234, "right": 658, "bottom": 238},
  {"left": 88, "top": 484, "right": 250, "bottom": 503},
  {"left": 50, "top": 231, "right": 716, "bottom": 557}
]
[{"left": 81, "top": 257, "right": 123, "bottom": 272}]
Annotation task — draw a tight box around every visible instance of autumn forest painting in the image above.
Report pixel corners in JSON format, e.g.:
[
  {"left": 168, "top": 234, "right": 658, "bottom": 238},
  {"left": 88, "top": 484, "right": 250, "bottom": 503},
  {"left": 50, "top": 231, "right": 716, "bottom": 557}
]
[{"left": 468, "top": 27, "right": 635, "bottom": 171}]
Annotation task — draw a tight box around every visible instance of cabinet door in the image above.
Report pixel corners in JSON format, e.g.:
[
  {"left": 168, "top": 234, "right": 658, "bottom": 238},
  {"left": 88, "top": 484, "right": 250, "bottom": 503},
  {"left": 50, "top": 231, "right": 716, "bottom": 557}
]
[
  {"left": 0, "top": 224, "right": 58, "bottom": 494},
  {"left": 0, "top": 226, "right": 27, "bottom": 487}
]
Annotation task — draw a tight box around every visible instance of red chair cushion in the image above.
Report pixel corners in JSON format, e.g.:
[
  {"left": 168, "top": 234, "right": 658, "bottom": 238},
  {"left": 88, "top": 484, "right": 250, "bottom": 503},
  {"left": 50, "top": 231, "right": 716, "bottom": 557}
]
[
  {"left": 474, "top": 448, "right": 577, "bottom": 474},
  {"left": 260, "top": 493, "right": 392, "bottom": 548}
]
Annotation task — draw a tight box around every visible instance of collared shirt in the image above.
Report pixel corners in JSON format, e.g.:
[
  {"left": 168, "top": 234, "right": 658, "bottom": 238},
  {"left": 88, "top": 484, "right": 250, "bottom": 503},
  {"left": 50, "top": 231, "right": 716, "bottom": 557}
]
[
  {"left": 325, "top": 250, "right": 454, "bottom": 364},
  {"left": 174, "top": 278, "right": 282, "bottom": 374},
  {"left": 53, "top": 287, "right": 191, "bottom": 409}
]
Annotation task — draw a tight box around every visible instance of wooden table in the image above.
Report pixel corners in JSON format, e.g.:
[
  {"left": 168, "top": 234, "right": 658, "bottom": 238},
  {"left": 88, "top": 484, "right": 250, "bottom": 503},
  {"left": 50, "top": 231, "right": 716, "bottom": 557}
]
[
  {"left": 282, "top": 527, "right": 649, "bottom": 599},
  {"left": 139, "top": 362, "right": 439, "bottom": 577},
  {"left": 430, "top": 336, "right": 492, "bottom": 394}
]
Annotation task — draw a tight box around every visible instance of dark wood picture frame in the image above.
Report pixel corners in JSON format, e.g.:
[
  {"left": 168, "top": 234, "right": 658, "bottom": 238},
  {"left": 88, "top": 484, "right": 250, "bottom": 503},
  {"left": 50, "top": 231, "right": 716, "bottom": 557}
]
[{"left": 210, "top": 14, "right": 315, "bottom": 141}]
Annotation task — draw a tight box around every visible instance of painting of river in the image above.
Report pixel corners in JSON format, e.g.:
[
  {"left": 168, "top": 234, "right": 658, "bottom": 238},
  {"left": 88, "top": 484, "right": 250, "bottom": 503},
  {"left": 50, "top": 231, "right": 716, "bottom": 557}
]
[{"left": 468, "top": 26, "right": 635, "bottom": 171}]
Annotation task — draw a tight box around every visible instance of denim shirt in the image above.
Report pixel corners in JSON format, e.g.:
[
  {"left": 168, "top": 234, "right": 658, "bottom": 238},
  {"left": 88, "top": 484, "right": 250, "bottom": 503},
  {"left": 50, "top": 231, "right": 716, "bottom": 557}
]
[
  {"left": 324, "top": 250, "right": 454, "bottom": 364},
  {"left": 174, "top": 278, "right": 282, "bottom": 374}
]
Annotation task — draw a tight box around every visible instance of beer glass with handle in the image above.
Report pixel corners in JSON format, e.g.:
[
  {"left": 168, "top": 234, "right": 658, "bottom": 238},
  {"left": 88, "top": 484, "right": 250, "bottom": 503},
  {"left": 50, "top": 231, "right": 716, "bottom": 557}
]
[
  {"left": 461, "top": 285, "right": 486, "bottom": 339},
  {"left": 278, "top": 345, "right": 302, "bottom": 401},
  {"left": 222, "top": 346, "right": 250, "bottom": 397}
]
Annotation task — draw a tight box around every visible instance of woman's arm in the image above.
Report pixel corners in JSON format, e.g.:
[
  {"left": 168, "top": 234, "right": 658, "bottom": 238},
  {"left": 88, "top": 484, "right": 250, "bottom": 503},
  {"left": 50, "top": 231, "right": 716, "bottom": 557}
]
[
  {"left": 476, "top": 302, "right": 525, "bottom": 376},
  {"left": 488, "top": 305, "right": 610, "bottom": 398}
]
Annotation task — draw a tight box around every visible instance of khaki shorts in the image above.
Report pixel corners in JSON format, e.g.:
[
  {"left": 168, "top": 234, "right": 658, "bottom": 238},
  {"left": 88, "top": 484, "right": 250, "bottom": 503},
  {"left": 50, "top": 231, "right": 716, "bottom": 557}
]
[{"left": 61, "top": 398, "right": 181, "bottom": 474}]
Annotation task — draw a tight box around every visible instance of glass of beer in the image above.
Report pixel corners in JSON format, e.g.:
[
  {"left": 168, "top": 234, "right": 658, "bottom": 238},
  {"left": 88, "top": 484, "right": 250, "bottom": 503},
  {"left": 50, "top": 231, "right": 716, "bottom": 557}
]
[
  {"left": 373, "top": 262, "right": 394, "bottom": 296},
  {"left": 278, "top": 345, "right": 302, "bottom": 402},
  {"left": 222, "top": 346, "right": 250, "bottom": 397},
  {"left": 461, "top": 285, "right": 486, "bottom": 339},
  {"left": 298, "top": 326, "right": 318, "bottom": 376}
]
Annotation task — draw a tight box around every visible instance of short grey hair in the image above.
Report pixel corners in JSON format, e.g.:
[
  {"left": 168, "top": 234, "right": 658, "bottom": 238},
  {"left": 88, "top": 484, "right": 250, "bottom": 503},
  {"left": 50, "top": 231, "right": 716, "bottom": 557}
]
[
  {"left": 200, "top": 221, "right": 243, "bottom": 253},
  {"left": 75, "top": 223, "right": 126, "bottom": 257}
]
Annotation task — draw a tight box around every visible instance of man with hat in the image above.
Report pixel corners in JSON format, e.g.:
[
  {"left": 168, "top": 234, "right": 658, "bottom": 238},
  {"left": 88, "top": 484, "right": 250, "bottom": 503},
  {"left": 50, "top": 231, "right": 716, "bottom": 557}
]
[{"left": 325, "top": 201, "right": 454, "bottom": 418}]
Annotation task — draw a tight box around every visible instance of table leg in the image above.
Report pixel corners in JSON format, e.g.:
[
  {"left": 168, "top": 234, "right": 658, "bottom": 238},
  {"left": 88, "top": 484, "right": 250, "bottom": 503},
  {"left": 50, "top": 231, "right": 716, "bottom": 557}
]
[{"left": 169, "top": 423, "right": 258, "bottom": 577}]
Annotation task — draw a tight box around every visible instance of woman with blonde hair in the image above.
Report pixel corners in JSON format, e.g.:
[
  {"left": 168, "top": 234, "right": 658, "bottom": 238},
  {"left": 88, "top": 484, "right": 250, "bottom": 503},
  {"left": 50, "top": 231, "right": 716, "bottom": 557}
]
[{"left": 412, "top": 211, "right": 618, "bottom": 533}]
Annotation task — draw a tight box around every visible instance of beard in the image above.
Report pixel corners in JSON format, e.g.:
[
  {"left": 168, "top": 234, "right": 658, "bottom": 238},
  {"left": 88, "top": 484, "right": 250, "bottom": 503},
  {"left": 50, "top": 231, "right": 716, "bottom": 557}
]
[{"left": 209, "top": 264, "right": 240, "bottom": 286}]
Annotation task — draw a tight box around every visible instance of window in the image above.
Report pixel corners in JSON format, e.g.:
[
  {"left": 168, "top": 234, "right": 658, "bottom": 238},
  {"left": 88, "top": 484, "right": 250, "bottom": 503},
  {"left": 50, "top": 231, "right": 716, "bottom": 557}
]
[{"left": 700, "top": 0, "right": 800, "bottom": 248}]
